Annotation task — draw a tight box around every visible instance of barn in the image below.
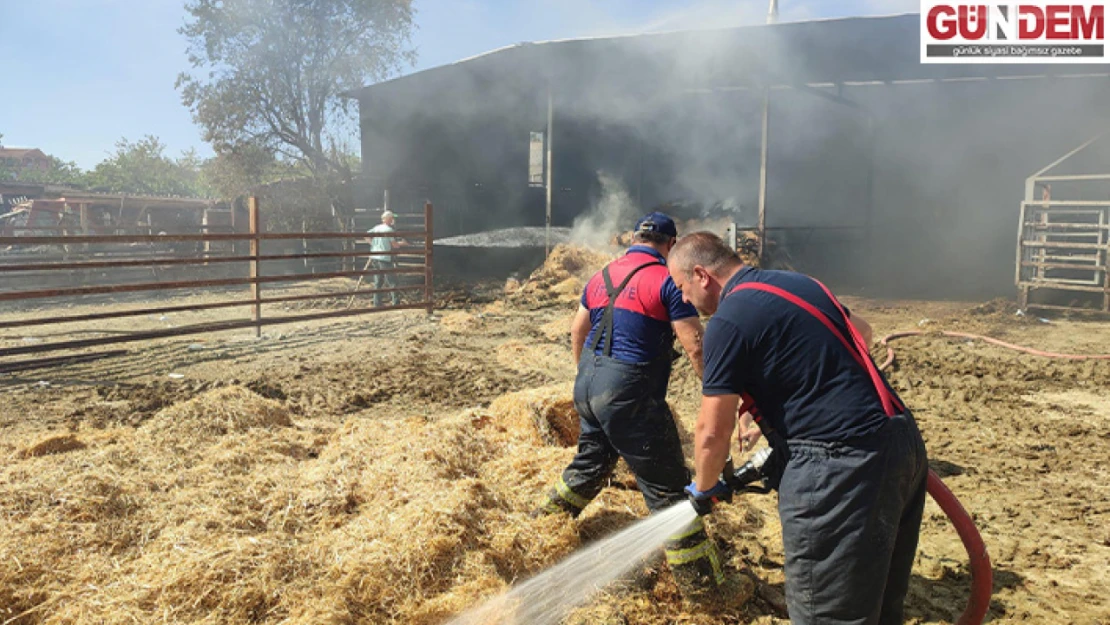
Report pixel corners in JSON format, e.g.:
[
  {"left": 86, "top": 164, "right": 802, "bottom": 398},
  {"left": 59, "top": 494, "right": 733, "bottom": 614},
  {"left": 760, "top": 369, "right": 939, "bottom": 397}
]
[{"left": 347, "top": 13, "right": 1110, "bottom": 299}]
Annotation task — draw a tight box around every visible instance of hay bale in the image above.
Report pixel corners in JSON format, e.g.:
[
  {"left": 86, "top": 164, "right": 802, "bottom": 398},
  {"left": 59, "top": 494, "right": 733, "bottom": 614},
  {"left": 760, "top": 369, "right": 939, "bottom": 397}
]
[
  {"left": 488, "top": 385, "right": 579, "bottom": 447},
  {"left": 145, "top": 386, "right": 292, "bottom": 440},
  {"left": 17, "top": 434, "right": 86, "bottom": 459}
]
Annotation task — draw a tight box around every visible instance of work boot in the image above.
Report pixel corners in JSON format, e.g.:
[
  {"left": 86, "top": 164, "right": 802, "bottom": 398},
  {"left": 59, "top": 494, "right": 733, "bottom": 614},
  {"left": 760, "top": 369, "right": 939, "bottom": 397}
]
[
  {"left": 664, "top": 517, "right": 725, "bottom": 603},
  {"left": 530, "top": 476, "right": 590, "bottom": 518}
]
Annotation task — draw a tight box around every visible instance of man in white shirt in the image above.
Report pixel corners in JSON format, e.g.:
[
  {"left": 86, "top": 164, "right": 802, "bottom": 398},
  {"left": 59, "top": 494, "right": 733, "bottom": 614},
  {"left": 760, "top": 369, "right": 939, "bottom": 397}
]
[{"left": 366, "top": 210, "right": 406, "bottom": 307}]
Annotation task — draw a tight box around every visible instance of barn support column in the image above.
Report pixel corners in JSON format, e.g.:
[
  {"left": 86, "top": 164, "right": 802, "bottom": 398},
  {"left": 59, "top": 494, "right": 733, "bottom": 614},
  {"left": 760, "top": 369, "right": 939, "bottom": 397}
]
[{"left": 545, "top": 85, "right": 554, "bottom": 259}]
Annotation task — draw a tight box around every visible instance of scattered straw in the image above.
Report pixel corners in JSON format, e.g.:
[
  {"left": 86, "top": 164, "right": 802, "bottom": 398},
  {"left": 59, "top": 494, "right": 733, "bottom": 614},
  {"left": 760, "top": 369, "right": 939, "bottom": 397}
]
[
  {"left": 0, "top": 376, "right": 764, "bottom": 624},
  {"left": 538, "top": 314, "right": 573, "bottom": 343},
  {"left": 440, "top": 311, "right": 481, "bottom": 333},
  {"left": 16, "top": 434, "right": 86, "bottom": 459}
]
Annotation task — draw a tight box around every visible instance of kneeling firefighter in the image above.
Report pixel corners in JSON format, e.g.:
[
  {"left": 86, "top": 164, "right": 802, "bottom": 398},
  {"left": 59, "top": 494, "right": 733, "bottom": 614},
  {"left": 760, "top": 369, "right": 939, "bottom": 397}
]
[{"left": 532, "top": 212, "right": 724, "bottom": 599}]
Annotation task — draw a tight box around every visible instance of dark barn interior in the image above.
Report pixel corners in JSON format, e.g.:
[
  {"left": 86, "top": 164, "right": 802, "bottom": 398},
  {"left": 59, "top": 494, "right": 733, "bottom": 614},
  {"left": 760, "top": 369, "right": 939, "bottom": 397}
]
[{"left": 349, "top": 14, "right": 1110, "bottom": 299}]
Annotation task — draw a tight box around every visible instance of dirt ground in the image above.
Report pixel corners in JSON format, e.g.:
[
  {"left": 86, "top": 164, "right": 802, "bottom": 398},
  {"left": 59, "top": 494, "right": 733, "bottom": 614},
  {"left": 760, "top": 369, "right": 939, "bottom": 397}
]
[{"left": 2, "top": 262, "right": 1109, "bottom": 624}]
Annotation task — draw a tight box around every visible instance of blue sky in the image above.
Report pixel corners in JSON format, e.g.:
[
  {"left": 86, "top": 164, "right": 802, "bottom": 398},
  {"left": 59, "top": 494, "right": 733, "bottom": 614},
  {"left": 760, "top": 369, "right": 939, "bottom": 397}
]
[{"left": 0, "top": 0, "right": 917, "bottom": 170}]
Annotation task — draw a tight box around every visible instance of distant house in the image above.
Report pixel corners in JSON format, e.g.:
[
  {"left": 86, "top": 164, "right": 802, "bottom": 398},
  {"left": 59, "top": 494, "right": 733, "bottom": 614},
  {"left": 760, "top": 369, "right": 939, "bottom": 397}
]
[{"left": 0, "top": 147, "right": 51, "bottom": 175}]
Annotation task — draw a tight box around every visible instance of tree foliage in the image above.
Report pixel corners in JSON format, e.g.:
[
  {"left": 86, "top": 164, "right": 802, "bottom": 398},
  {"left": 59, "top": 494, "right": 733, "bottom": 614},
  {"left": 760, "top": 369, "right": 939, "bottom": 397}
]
[
  {"left": 201, "top": 143, "right": 293, "bottom": 201},
  {"left": 85, "top": 136, "right": 208, "bottom": 197},
  {"left": 176, "top": 0, "right": 415, "bottom": 210},
  {"left": 12, "top": 156, "right": 87, "bottom": 187},
  {"left": 1, "top": 133, "right": 217, "bottom": 198}
]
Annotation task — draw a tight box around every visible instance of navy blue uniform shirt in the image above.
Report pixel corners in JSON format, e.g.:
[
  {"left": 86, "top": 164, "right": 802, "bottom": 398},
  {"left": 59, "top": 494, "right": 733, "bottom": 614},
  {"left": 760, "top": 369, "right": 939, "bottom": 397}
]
[
  {"left": 581, "top": 246, "right": 698, "bottom": 363},
  {"left": 701, "top": 267, "right": 893, "bottom": 442}
]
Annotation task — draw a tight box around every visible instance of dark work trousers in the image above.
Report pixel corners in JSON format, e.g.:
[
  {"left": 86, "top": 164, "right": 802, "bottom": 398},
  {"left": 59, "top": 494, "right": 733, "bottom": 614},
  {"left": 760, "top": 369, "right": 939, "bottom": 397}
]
[
  {"left": 557, "top": 354, "right": 689, "bottom": 513},
  {"left": 777, "top": 411, "right": 929, "bottom": 625}
]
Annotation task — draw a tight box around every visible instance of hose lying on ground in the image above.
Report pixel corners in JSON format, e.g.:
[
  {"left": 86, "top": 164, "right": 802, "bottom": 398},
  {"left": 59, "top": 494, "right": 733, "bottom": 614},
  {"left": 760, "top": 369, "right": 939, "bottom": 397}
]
[
  {"left": 878, "top": 330, "right": 1110, "bottom": 625},
  {"left": 879, "top": 330, "right": 1110, "bottom": 370}
]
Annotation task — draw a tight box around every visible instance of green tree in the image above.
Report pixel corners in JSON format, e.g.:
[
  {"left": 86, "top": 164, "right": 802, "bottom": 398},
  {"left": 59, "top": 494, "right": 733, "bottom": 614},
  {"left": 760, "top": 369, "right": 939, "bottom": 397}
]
[
  {"left": 14, "top": 156, "right": 87, "bottom": 187},
  {"left": 0, "top": 134, "right": 86, "bottom": 186},
  {"left": 201, "top": 143, "right": 289, "bottom": 201},
  {"left": 0, "top": 133, "right": 16, "bottom": 181},
  {"left": 86, "top": 136, "right": 207, "bottom": 197},
  {"left": 176, "top": 0, "right": 414, "bottom": 217}
]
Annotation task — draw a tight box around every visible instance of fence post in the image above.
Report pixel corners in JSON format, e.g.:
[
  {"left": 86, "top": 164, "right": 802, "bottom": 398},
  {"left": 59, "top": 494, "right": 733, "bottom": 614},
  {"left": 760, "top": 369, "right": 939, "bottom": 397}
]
[
  {"left": 249, "top": 196, "right": 262, "bottom": 337},
  {"left": 424, "top": 201, "right": 434, "bottom": 315}
]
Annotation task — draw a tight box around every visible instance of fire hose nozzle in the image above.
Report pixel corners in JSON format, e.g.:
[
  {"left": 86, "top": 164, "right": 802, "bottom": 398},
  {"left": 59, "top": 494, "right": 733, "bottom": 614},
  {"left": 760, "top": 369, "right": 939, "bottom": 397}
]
[{"left": 723, "top": 447, "right": 774, "bottom": 495}]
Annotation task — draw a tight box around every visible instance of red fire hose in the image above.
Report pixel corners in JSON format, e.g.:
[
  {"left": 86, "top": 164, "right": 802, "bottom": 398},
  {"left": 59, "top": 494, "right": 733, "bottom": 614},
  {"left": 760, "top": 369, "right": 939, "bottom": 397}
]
[
  {"left": 879, "top": 330, "right": 1110, "bottom": 369},
  {"left": 879, "top": 330, "right": 1110, "bottom": 625}
]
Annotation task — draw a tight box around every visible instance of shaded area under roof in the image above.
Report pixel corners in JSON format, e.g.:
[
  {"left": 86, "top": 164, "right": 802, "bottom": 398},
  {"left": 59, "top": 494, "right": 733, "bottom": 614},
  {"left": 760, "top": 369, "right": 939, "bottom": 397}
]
[{"left": 348, "top": 14, "right": 1109, "bottom": 103}]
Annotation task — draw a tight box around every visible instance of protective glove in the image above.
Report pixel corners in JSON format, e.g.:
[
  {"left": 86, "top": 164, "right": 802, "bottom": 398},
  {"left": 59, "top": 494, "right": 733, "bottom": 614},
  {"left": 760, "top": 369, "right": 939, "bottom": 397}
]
[{"left": 684, "top": 480, "right": 733, "bottom": 516}]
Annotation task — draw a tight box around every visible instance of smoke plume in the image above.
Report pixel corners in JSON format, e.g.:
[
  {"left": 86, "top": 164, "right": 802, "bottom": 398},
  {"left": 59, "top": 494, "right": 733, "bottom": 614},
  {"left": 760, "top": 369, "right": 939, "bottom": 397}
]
[{"left": 568, "top": 172, "right": 638, "bottom": 248}]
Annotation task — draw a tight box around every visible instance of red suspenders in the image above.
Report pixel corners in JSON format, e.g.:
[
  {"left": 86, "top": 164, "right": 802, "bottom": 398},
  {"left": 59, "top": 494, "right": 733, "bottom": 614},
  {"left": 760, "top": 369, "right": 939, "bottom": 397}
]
[{"left": 728, "top": 278, "right": 905, "bottom": 419}]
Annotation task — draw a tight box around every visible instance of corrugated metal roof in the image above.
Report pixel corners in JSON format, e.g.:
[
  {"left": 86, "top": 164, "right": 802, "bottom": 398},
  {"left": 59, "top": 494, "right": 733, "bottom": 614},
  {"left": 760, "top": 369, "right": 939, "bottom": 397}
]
[{"left": 347, "top": 14, "right": 1108, "bottom": 102}]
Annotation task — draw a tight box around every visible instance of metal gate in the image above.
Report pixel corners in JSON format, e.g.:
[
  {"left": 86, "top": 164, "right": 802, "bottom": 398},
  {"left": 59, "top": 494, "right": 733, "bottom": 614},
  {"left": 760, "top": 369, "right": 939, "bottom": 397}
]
[
  {"left": 1016, "top": 200, "right": 1110, "bottom": 313},
  {"left": 1017, "top": 132, "right": 1110, "bottom": 313},
  {"left": 0, "top": 199, "right": 435, "bottom": 372}
]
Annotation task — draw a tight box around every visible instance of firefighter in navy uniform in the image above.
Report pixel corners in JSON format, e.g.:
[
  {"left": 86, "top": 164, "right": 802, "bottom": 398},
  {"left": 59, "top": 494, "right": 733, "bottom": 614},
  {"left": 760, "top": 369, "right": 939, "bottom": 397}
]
[
  {"left": 533, "top": 212, "right": 725, "bottom": 599},
  {"left": 670, "top": 231, "right": 929, "bottom": 625}
]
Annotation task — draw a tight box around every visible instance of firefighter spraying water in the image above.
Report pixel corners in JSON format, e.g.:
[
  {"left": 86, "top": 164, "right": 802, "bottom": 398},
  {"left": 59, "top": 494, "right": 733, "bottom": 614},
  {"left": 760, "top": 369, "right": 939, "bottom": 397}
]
[
  {"left": 445, "top": 230, "right": 995, "bottom": 625},
  {"left": 444, "top": 449, "right": 777, "bottom": 625}
]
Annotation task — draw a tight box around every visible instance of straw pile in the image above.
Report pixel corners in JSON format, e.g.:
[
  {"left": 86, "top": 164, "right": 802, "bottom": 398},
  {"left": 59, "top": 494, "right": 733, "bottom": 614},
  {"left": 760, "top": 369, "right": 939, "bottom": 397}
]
[
  {"left": 485, "top": 384, "right": 578, "bottom": 447},
  {"left": 512, "top": 244, "right": 613, "bottom": 307},
  {"left": 0, "top": 379, "right": 765, "bottom": 625},
  {"left": 145, "top": 385, "right": 293, "bottom": 439},
  {"left": 736, "top": 231, "right": 795, "bottom": 270}
]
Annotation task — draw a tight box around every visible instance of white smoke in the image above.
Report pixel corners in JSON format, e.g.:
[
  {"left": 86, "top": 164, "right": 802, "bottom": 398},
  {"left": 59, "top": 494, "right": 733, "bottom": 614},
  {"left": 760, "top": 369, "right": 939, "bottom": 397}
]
[{"left": 568, "top": 171, "right": 639, "bottom": 248}]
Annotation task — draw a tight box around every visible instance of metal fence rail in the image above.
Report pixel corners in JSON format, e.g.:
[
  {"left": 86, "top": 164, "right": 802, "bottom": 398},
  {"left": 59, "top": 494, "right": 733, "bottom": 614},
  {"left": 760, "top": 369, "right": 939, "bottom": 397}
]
[{"left": 0, "top": 198, "right": 435, "bottom": 368}]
